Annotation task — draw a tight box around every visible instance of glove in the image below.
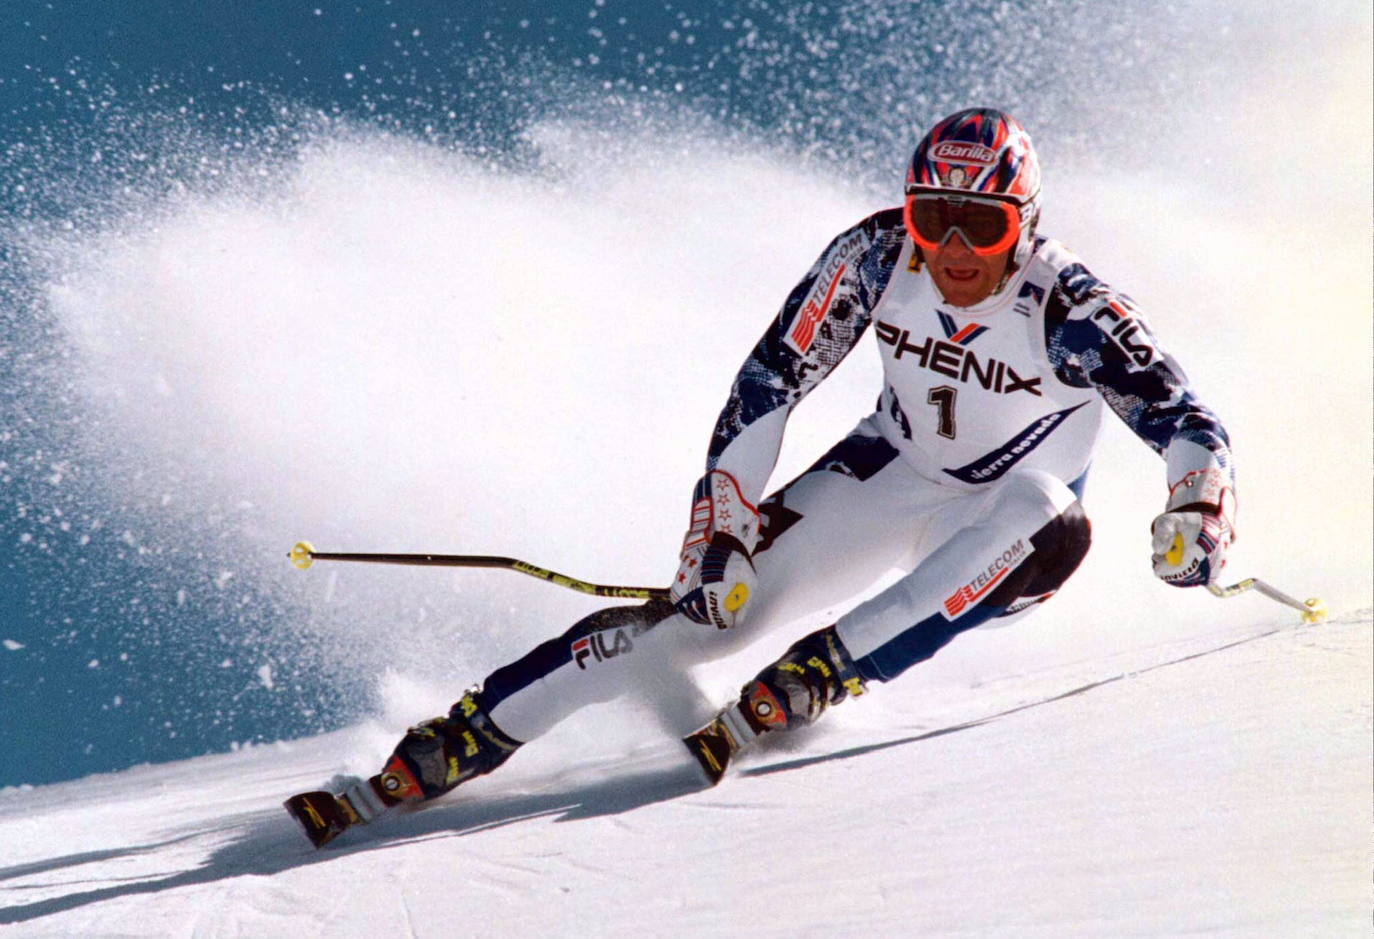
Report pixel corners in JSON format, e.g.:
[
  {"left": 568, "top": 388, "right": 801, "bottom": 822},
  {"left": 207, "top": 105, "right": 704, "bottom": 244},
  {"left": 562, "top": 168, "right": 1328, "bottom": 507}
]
[
  {"left": 1151, "top": 467, "right": 1236, "bottom": 587},
  {"left": 670, "top": 470, "right": 760, "bottom": 630},
  {"left": 674, "top": 531, "right": 757, "bottom": 630}
]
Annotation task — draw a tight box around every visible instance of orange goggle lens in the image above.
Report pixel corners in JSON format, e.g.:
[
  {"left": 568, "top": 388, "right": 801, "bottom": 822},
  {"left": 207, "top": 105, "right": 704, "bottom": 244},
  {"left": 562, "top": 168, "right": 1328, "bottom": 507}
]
[{"left": 903, "top": 195, "right": 1020, "bottom": 257}]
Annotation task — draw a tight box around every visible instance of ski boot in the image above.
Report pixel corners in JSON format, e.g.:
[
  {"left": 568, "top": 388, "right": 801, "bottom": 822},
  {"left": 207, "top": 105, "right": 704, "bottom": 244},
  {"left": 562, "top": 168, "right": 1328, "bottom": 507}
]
[
  {"left": 285, "top": 689, "right": 522, "bottom": 848},
  {"left": 684, "top": 625, "right": 865, "bottom": 786}
]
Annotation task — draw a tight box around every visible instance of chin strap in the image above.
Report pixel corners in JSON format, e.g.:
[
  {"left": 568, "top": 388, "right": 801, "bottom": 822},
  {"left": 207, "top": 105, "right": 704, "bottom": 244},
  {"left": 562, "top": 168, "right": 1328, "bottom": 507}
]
[{"left": 994, "top": 205, "right": 1040, "bottom": 296}]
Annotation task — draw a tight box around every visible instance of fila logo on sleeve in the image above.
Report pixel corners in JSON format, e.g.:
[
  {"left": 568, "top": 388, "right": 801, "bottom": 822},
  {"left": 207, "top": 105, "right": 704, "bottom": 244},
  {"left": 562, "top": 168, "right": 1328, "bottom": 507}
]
[{"left": 1091, "top": 298, "right": 1157, "bottom": 368}]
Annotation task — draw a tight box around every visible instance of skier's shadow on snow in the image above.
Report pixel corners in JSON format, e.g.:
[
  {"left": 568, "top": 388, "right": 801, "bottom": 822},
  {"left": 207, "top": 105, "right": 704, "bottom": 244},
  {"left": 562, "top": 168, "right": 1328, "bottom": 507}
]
[
  {"left": 0, "top": 762, "right": 706, "bottom": 926},
  {"left": 742, "top": 671, "right": 1134, "bottom": 778},
  {"left": 0, "top": 710, "right": 1041, "bottom": 926},
  {"left": 1, "top": 630, "right": 1288, "bottom": 925}
]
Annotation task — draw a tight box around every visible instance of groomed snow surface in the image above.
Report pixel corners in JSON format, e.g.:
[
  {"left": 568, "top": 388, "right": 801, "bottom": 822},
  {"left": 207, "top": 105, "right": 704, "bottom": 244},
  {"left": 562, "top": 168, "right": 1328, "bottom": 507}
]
[{"left": 1, "top": 608, "right": 1368, "bottom": 937}]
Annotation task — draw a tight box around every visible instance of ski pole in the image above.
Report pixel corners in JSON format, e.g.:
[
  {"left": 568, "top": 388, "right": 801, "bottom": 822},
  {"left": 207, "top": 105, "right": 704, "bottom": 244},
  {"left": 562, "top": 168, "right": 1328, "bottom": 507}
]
[
  {"left": 1207, "top": 577, "right": 1327, "bottom": 624},
  {"left": 288, "top": 541, "right": 671, "bottom": 601},
  {"left": 1165, "top": 533, "right": 1327, "bottom": 623}
]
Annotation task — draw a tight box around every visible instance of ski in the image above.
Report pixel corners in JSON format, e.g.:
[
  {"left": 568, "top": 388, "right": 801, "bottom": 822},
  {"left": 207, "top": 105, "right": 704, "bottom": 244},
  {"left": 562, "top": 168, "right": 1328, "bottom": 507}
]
[{"left": 285, "top": 767, "right": 421, "bottom": 848}]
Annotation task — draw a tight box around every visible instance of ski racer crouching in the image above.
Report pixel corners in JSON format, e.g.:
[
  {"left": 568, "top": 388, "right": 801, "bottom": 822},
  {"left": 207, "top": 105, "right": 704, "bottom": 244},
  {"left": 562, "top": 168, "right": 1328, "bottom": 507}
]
[{"left": 287, "top": 107, "right": 1235, "bottom": 846}]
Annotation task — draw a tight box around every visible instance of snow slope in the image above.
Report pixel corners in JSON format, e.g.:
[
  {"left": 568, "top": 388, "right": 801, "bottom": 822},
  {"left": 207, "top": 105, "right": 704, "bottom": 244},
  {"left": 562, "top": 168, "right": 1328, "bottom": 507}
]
[{"left": 2, "top": 608, "right": 1368, "bottom": 938}]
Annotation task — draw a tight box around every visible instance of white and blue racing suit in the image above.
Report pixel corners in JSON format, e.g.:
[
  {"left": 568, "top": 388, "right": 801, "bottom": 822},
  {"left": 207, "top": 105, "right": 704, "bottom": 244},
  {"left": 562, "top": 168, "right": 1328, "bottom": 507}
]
[{"left": 479, "top": 208, "right": 1233, "bottom": 741}]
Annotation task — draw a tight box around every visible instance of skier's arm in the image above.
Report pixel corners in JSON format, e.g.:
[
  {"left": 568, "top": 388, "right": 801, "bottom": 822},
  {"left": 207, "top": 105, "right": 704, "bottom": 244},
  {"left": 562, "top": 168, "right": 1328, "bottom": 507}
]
[
  {"left": 706, "top": 220, "right": 890, "bottom": 504},
  {"left": 671, "top": 212, "right": 900, "bottom": 628},
  {"left": 1045, "top": 265, "right": 1235, "bottom": 586}
]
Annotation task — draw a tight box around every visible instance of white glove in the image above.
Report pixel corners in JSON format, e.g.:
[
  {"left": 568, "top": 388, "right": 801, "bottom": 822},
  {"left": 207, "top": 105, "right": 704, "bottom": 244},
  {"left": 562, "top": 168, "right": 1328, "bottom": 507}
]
[
  {"left": 1151, "top": 467, "right": 1235, "bottom": 587},
  {"left": 670, "top": 470, "right": 759, "bottom": 630}
]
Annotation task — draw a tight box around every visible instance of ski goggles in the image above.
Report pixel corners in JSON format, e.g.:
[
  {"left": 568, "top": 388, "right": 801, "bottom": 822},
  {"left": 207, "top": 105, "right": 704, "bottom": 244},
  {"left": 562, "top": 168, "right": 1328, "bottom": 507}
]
[{"left": 903, "top": 189, "right": 1022, "bottom": 257}]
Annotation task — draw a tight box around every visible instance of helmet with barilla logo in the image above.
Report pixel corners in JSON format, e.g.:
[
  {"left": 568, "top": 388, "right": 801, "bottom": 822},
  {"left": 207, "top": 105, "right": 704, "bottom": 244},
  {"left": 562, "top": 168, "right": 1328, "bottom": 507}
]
[{"left": 906, "top": 108, "right": 1042, "bottom": 284}]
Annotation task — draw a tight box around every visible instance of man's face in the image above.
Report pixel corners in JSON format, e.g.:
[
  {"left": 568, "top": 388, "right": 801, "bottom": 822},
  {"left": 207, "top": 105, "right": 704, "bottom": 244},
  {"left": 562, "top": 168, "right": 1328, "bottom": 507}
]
[{"left": 926, "top": 232, "right": 1012, "bottom": 308}]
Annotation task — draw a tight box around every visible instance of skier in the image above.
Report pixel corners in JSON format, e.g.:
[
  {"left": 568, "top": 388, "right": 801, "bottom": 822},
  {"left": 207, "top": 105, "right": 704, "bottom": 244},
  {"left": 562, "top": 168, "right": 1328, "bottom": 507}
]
[{"left": 287, "top": 107, "right": 1235, "bottom": 846}]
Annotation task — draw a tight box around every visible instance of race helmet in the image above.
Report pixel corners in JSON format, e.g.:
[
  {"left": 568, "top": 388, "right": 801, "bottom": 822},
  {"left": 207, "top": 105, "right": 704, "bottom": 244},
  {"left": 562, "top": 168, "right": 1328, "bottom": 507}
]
[{"left": 904, "top": 108, "right": 1042, "bottom": 287}]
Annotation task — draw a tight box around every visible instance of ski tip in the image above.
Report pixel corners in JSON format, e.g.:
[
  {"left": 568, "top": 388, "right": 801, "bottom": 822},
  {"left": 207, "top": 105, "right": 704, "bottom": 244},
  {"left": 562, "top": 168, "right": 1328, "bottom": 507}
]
[
  {"left": 682, "top": 728, "right": 731, "bottom": 788},
  {"left": 284, "top": 790, "right": 351, "bottom": 849}
]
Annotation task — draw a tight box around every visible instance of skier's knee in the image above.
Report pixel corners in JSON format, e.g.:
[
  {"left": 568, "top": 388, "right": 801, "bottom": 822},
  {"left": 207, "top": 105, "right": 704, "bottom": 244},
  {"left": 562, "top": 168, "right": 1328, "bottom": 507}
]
[
  {"left": 985, "top": 497, "right": 1092, "bottom": 610},
  {"left": 1038, "top": 499, "right": 1092, "bottom": 581},
  {"left": 1024, "top": 498, "right": 1091, "bottom": 592},
  {"left": 738, "top": 626, "right": 866, "bottom": 735}
]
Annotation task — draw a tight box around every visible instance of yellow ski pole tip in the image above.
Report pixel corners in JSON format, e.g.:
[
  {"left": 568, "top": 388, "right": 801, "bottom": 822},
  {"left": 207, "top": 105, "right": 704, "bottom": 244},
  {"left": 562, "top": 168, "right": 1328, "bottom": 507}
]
[
  {"left": 1301, "top": 598, "right": 1328, "bottom": 624},
  {"left": 289, "top": 541, "right": 316, "bottom": 570}
]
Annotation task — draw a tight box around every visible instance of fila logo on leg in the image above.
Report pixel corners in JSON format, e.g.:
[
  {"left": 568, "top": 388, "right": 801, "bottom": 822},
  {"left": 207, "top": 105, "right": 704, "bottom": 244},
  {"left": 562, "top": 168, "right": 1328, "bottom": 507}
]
[{"left": 572, "top": 628, "right": 635, "bottom": 669}]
